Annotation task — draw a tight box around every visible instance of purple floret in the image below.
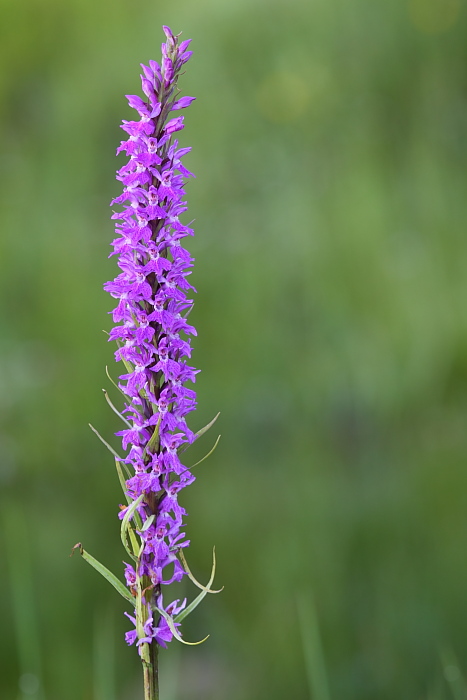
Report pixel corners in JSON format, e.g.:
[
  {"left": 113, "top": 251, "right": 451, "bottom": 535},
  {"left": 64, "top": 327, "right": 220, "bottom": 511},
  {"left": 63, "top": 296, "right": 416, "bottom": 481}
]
[{"left": 106, "top": 27, "right": 197, "bottom": 650}]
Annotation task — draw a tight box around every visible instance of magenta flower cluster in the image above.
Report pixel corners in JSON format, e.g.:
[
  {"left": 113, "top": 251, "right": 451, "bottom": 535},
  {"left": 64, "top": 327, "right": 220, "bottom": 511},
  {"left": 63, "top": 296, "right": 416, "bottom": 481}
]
[{"left": 104, "top": 26, "right": 197, "bottom": 649}]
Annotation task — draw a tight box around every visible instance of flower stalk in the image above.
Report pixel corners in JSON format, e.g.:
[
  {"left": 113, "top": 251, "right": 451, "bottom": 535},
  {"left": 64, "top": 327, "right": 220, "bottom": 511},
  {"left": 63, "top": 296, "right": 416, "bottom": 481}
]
[{"left": 142, "top": 642, "right": 159, "bottom": 700}]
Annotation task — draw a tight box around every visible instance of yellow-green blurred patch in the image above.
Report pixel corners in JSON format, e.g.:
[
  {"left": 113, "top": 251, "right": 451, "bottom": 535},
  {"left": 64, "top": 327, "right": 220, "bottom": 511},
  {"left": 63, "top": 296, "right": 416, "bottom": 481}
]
[
  {"left": 256, "top": 70, "right": 313, "bottom": 124},
  {"left": 408, "top": 0, "right": 462, "bottom": 34}
]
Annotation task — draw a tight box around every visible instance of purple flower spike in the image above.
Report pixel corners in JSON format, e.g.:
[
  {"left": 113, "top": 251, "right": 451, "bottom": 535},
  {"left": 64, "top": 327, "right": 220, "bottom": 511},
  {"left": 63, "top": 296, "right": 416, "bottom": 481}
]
[
  {"left": 106, "top": 27, "right": 199, "bottom": 651},
  {"left": 72, "top": 27, "right": 221, "bottom": 699}
]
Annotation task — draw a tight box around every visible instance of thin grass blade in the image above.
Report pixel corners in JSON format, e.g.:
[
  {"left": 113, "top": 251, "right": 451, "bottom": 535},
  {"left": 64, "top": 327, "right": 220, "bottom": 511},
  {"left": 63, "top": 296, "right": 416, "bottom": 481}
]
[{"left": 297, "top": 592, "right": 331, "bottom": 700}]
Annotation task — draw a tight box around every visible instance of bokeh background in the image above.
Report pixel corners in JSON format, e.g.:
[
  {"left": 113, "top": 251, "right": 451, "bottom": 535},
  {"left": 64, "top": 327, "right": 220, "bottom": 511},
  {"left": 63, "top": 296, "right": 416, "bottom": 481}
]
[{"left": 2, "top": 0, "right": 467, "bottom": 698}]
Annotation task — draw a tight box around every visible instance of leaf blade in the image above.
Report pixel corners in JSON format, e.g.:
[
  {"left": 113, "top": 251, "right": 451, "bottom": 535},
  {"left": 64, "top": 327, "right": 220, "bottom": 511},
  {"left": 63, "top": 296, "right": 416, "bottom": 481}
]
[
  {"left": 179, "top": 547, "right": 223, "bottom": 594},
  {"left": 89, "top": 424, "right": 122, "bottom": 462},
  {"left": 189, "top": 435, "right": 221, "bottom": 470},
  {"left": 154, "top": 606, "right": 209, "bottom": 646},
  {"left": 71, "top": 543, "right": 135, "bottom": 607},
  {"left": 175, "top": 547, "right": 222, "bottom": 623},
  {"left": 103, "top": 389, "right": 132, "bottom": 428},
  {"left": 105, "top": 365, "right": 127, "bottom": 399},
  {"left": 178, "top": 413, "right": 220, "bottom": 454},
  {"left": 120, "top": 495, "right": 144, "bottom": 560}
]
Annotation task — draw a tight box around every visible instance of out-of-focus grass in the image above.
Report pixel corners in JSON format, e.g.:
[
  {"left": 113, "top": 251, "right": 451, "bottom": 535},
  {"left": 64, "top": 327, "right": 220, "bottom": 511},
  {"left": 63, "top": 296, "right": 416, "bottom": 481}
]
[
  {"left": 3, "top": 503, "right": 44, "bottom": 700},
  {"left": 93, "top": 606, "right": 116, "bottom": 700},
  {"left": 440, "top": 648, "right": 467, "bottom": 700},
  {"left": 298, "top": 593, "right": 331, "bottom": 700},
  {"left": 2, "top": 0, "right": 467, "bottom": 698},
  {"left": 159, "top": 643, "right": 181, "bottom": 700}
]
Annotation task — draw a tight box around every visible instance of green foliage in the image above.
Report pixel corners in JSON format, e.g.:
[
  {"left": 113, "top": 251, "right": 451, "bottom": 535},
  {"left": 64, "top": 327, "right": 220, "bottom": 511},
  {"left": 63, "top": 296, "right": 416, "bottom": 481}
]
[{"left": 71, "top": 543, "right": 136, "bottom": 607}]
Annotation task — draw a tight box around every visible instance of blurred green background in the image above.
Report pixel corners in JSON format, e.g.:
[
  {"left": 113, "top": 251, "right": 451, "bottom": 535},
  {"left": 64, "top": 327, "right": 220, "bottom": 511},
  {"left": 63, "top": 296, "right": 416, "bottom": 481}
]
[{"left": 2, "top": 0, "right": 467, "bottom": 698}]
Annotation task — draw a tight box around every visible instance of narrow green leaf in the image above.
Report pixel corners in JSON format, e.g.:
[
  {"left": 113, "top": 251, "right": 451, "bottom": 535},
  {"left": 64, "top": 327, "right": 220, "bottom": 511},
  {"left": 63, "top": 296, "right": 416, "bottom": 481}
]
[
  {"left": 105, "top": 365, "right": 127, "bottom": 400},
  {"left": 179, "top": 412, "right": 220, "bottom": 454},
  {"left": 189, "top": 435, "right": 221, "bottom": 470},
  {"left": 115, "top": 456, "right": 132, "bottom": 488},
  {"left": 144, "top": 416, "right": 162, "bottom": 457},
  {"left": 128, "top": 528, "right": 140, "bottom": 557},
  {"left": 114, "top": 459, "right": 143, "bottom": 531},
  {"left": 89, "top": 424, "right": 122, "bottom": 462},
  {"left": 121, "top": 495, "right": 144, "bottom": 560},
  {"left": 90, "top": 427, "right": 135, "bottom": 514},
  {"left": 194, "top": 413, "right": 220, "bottom": 441},
  {"left": 114, "top": 460, "right": 143, "bottom": 546},
  {"left": 149, "top": 376, "right": 160, "bottom": 414},
  {"left": 115, "top": 459, "right": 131, "bottom": 506},
  {"left": 141, "top": 514, "right": 155, "bottom": 532},
  {"left": 71, "top": 543, "right": 135, "bottom": 607},
  {"left": 154, "top": 606, "right": 209, "bottom": 646},
  {"left": 115, "top": 339, "right": 135, "bottom": 375},
  {"left": 103, "top": 389, "right": 132, "bottom": 428},
  {"left": 179, "top": 547, "right": 223, "bottom": 594},
  {"left": 183, "top": 303, "right": 194, "bottom": 319},
  {"left": 115, "top": 341, "right": 150, "bottom": 403},
  {"left": 175, "top": 547, "right": 222, "bottom": 623}
]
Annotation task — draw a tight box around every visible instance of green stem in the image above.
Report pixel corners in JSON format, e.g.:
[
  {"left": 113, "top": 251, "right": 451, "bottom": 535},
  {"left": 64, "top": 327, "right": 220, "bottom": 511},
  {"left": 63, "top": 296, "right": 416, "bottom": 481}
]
[{"left": 143, "top": 641, "right": 159, "bottom": 700}]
